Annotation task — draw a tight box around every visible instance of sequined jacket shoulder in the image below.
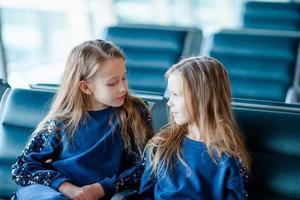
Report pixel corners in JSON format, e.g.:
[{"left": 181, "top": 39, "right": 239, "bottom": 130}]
[{"left": 11, "top": 120, "right": 62, "bottom": 187}]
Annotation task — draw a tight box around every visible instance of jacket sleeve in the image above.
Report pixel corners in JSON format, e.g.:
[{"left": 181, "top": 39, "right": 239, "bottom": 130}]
[
  {"left": 97, "top": 154, "right": 155, "bottom": 199},
  {"left": 98, "top": 102, "right": 154, "bottom": 197},
  {"left": 11, "top": 120, "right": 71, "bottom": 190},
  {"left": 97, "top": 162, "right": 145, "bottom": 196},
  {"left": 225, "top": 159, "right": 249, "bottom": 200},
  {"left": 136, "top": 152, "right": 155, "bottom": 199}
]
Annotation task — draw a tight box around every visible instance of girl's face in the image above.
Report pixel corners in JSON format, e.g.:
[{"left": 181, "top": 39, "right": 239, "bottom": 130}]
[
  {"left": 167, "top": 72, "right": 190, "bottom": 125},
  {"left": 86, "top": 57, "right": 127, "bottom": 110}
]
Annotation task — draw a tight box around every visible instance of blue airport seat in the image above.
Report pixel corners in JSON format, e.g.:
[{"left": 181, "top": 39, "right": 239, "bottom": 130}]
[
  {"left": 0, "top": 88, "right": 55, "bottom": 199},
  {"left": 232, "top": 100, "right": 300, "bottom": 200},
  {"left": 243, "top": 1, "right": 300, "bottom": 31},
  {"left": 209, "top": 29, "right": 300, "bottom": 102}
]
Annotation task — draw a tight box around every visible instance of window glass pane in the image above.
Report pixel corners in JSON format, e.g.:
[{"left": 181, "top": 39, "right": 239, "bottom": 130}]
[{"left": 2, "top": 0, "right": 92, "bottom": 88}]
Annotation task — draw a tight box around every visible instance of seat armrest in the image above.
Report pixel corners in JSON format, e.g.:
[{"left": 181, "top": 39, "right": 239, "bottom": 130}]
[{"left": 286, "top": 86, "right": 300, "bottom": 103}]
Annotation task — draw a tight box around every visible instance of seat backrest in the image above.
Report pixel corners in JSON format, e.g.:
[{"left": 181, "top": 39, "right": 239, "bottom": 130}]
[
  {"left": 105, "top": 24, "right": 202, "bottom": 95},
  {"left": 132, "top": 91, "right": 169, "bottom": 132},
  {"left": 243, "top": 1, "right": 300, "bottom": 31},
  {"left": 0, "top": 88, "right": 55, "bottom": 198},
  {"left": 210, "top": 29, "right": 300, "bottom": 102},
  {"left": 233, "top": 101, "right": 300, "bottom": 199}
]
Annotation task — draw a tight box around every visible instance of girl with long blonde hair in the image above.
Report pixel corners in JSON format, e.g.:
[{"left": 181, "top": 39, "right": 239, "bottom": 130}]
[
  {"left": 138, "top": 56, "right": 250, "bottom": 200},
  {"left": 11, "top": 40, "right": 153, "bottom": 200}
]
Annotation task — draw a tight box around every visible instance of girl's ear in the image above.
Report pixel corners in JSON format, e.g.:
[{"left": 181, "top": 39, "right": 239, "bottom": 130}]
[{"left": 79, "top": 80, "right": 93, "bottom": 95}]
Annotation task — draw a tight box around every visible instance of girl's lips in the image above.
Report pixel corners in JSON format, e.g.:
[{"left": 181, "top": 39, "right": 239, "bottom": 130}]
[{"left": 116, "top": 95, "right": 125, "bottom": 101}]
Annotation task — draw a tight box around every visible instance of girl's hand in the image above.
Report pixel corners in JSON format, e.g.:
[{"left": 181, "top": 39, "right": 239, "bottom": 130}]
[
  {"left": 79, "top": 183, "right": 105, "bottom": 200},
  {"left": 58, "top": 181, "right": 81, "bottom": 199},
  {"left": 58, "top": 181, "right": 105, "bottom": 200}
]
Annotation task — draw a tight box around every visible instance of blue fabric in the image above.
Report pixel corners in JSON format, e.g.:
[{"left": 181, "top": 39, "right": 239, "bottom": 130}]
[
  {"left": 139, "top": 137, "right": 246, "bottom": 200},
  {"left": 12, "top": 106, "right": 150, "bottom": 199},
  {"left": 16, "top": 185, "right": 68, "bottom": 200},
  {"left": 50, "top": 108, "right": 123, "bottom": 189}
]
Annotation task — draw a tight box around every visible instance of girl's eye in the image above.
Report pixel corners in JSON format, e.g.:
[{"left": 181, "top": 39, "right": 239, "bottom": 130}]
[
  {"left": 107, "top": 82, "right": 116, "bottom": 86},
  {"left": 122, "top": 77, "right": 127, "bottom": 81},
  {"left": 169, "top": 92, "right": 177, "bottom": 98}
]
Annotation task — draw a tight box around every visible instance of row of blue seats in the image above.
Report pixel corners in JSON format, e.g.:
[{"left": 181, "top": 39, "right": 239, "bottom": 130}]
[
  {"left": 104, "top": 24, "right": 300, "bottom": 104},
  {"left": 243, "top": 1, "right": 300, "bottom": 31},
  {"left": 237, "top": 0, "right": 300, "bottom": 102},
  {"left": 209, "top": 28, "right": 300, "bottom": 103},
  {"left": 1, "top": 88, "right": 300, "bottom": 199},
  {"left": 242, "top": 0, "right": 300, "bottom": 102}
]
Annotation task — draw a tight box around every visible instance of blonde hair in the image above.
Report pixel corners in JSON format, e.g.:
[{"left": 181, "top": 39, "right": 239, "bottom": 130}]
[
  {"left": 147, "top": 56, "right": 251, "bottom": 177},
  {"left": 33, "top": 40, "right": 152, "bottom": 155}
]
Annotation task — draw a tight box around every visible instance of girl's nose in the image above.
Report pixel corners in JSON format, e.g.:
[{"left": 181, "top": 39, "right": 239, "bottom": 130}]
[
  {"left": 167, "top": 98, "right": 172, "bottom": 107},
  {"left": 118, "top": 80, "right": 127, "bottom": 93}
]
